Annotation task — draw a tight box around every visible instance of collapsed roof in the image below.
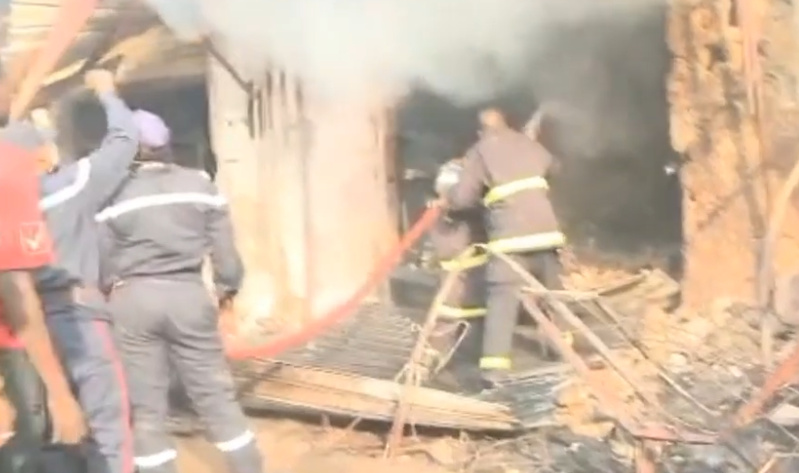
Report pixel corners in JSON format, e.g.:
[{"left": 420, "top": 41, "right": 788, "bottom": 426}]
[{"left": 0, "top": 0, "right": 205, "bottom": 115}]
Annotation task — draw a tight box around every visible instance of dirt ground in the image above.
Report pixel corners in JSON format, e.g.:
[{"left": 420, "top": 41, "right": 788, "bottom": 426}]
[{"left": 174, "top": 416, "right": 451, "bottom": 473}]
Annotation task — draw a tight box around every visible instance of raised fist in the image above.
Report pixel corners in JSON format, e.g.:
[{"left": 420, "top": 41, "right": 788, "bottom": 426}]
[
  {"left": 30, "top": 108, "right": 53, "bottom": 129},
  {"left": 83, "top": 69, "right": 116, "bottom": 95}
]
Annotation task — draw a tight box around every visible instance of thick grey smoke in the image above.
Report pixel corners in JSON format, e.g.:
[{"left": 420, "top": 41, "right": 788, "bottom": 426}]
[{"left": 143, "top": 0, "right": 663, "bottom": 106}]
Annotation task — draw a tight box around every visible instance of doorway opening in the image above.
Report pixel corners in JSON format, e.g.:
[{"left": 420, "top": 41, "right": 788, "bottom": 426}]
[{"left": 394, "top": 2, "right": 682, "bottom": 279}]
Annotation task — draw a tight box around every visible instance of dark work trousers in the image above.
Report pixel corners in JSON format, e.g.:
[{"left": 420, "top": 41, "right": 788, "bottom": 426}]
[
  {"left": 481, "top": 250, "right": 563, "bottom": 370},
  {"left": 0, "top": 349, "right": 46, "bottom": 473},
  {"left": 437, "top": 318, "right": 485, "bottom": 394},
  {"left": 108, "top": 278, "right": 263, "bottom": 473},
  {"left": 165, "top": 370, "right": 202, "bottom": 436},
  {"left": 38, "top": 293, "right": 134, "bottom": 473}
]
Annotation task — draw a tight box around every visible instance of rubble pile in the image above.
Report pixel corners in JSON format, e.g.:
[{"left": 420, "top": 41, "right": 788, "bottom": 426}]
[
  {"left": 227, "top": 257, "right": 799, "bottom": 472},
  {"left": 461, "top": 264, "right": 799, "bottom": 472},
  {"left": 560, "top": 249, "right": 638, "bottom": 291}
]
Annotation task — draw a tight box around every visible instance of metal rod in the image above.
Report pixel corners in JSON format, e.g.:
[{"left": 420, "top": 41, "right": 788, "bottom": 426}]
[
  {"left": 735, "top": 338, "right": 799, "bottom": 427},
  {"left": 519, "top": 294, "right": 640, "bottom": 432},
  {"left": 201, "top": 39, "right": 251, "bottom": 92},
  {"left": 757, "top": 158, "right": 799, "bottom": 366},
  {"left": 485, "top": 248, "right": 663, "bottom": 410},
  {"left": 385, "top": 257, "right": 459, "bottom": 457},
  {"left": 635, "top": 441, "right": 657, "bottom": 473},
  {"left": 483, "top": 246, "right": 716, "bottom": 445}
]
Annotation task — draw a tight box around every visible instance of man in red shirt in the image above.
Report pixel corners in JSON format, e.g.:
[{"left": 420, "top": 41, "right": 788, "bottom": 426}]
[{"left": 0, "top": 134, "right": 87, "bottom": 472}]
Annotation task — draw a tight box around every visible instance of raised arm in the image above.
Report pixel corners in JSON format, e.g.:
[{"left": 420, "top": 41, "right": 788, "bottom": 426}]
[{"left": 81, "top": 70, "right": 139, "bottom": 209}]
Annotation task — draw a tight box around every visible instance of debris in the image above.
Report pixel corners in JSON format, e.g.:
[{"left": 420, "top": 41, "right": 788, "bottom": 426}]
[
  {"left": 237, "top": 364, "right": 517, "bottom": 431},
  {"left": 767, "top": 403, "right": 799, "bottom": 426},
  {"left": 228, "top": 257, "right": 799, "bottom": 471},
  {"left": 668, "top": 352, "right": 691, "bottom": 372}
]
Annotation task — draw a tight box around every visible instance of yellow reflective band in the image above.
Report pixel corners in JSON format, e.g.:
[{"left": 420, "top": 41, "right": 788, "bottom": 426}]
[
  {"left": 437, "top": 305, "right": 487, "bottom": 319},
  {"left": 439, "top": 245, "right": 488, "bottom": 271},
  {"left": 440, "top": 252, "right": 488, "bottom": 271},
  {"left": 479, "top": 356, "right": 512, "bottom": 370},
  {"left": 483, "top": 176, "right": 549, "bottom": 206},
  {"left": 487, "top": 231, "right": 566, "bottom": 254},
  {"left": 563, "top": 331, "right": 574, "bottom": 347}
]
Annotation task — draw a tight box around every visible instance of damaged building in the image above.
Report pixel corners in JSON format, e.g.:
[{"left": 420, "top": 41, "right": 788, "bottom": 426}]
[
  {"left": 6, "top": 0, "right": 791, "bottom": 321},
  {"left": 4, "top": 0, "right": 799, "bottom": 471}
]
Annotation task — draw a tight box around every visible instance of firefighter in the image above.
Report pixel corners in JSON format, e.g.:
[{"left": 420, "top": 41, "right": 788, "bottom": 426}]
[
  {"left": 0, "top": 132, "right": 88, "bottom": 471},
  {"left": 16, "top": 69, "right": 138, "bottom": 473},
  {"left": 96, "top": 110, "right": 264, "bottom": 473},
  {"left": 429, "top": 159, "right": 487, "bottom": 388},
  {"left": 445, "top": 108, "right": 566, "bottom": 385}
]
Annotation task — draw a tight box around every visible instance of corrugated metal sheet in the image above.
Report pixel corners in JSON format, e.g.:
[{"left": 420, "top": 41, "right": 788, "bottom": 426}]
[{"left": 0, "top": 0, "right": 204, "bottom": 91}]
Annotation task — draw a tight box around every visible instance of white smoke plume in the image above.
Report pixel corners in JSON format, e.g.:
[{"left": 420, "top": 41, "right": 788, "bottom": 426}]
[{"left": 142, "top": 0, "right": 663, "bottom": 107}]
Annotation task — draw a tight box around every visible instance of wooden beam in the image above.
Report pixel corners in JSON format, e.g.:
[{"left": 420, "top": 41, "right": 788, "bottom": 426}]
[
  {"left": 0, "top": 47, "right": 41, "bottom": 116},
  {"left": 9, "top": 0, "right": 99, "bottom": 120}
]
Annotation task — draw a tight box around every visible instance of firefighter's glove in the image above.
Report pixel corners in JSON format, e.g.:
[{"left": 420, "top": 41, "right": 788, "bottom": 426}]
[{"left": 84, "top": 69, "right": 117, "bottom": 95}]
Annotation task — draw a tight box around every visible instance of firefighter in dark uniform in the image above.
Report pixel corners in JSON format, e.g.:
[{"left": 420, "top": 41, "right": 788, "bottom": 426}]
[
  {"left": 96, "top": 111, "right": 264, "bottom": 473},
  {"left": 429, "top": 159, "right": 487, "bottom": 383},
  {"left": 445, "top": 108, "right": 566, "bottom": 385}
]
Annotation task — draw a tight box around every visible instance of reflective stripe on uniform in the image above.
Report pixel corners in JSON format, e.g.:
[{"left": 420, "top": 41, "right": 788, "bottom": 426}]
[
  {"left": 134, "top": 449, "right": 178, "bottom": 468},
  {"left": 215, "top": 430, "right": 255, "bottom": 452},
  {"left": 483, "top": 176, "right": 548, "bottom": 207},
  {"left": 486, "top": 231, "right": 566, "bottom": 254},
  {"left": 479, "top": 356, "right": 511, "bottom": 370},
  {"left": 438, "top": 305, "right": 486, "bottom": 319},
  {"left": 95, "top": 192, "right": 227, "bottom": 222},
  {"left": 40, "top": 158, "right": 92, "bottom": 211},
  {"left": 439, "top": 246, "right": 488, "bottom": 271}
]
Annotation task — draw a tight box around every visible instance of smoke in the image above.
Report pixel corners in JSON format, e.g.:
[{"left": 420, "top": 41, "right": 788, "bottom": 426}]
[{"left": 143, "top": 0, "right": 663, "bottom": 106}]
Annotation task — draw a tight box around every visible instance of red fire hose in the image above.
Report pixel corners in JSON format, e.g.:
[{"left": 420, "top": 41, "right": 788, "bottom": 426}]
[{"left": 224, "top": 205, "right": 442, "bottom": 360}]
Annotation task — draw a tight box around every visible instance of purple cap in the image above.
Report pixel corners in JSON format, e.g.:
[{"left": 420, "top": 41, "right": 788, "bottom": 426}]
[{"left": 132, "top": 110, "right": 170, "bottom": 148}]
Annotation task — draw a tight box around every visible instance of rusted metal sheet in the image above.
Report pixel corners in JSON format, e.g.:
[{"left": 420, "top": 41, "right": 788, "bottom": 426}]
[
  {"left": 267, "top": 303, "right": 422, "bottom": 379},
  {"left": 478, "top": 366, "right": 568, "bottom": 430}
]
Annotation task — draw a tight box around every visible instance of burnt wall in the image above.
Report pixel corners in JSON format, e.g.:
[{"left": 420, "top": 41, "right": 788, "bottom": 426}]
[
  {"left": 669, "top": 0, "right": 799, "bottom": 307},
  {"left": 396, "top": 3, "right": 680, "bottom": 271}
]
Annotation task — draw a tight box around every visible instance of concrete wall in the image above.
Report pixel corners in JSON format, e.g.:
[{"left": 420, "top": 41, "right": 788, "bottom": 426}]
[
  {"left": 668, "top": 0, "right": 799, "bottom": 307},
  {"left": 207, "top": 55, "right": 396, "bottom": 328}
]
